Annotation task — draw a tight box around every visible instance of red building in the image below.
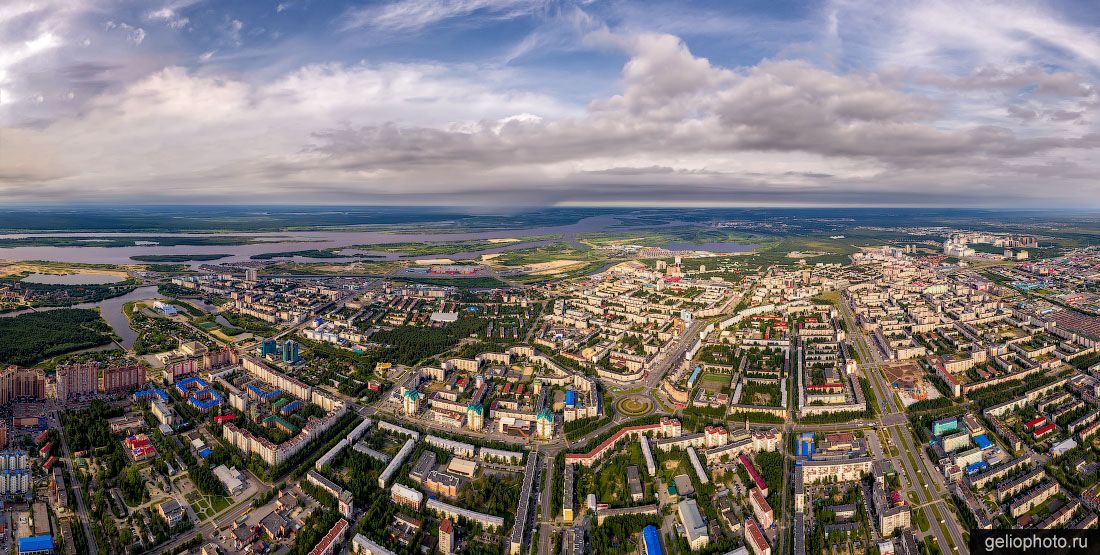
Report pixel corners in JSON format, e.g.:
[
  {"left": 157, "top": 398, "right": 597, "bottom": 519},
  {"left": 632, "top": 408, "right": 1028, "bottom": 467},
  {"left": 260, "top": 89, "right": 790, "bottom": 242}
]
[{"left": 739, "top": 454, "right": 768, "bottom": 496}]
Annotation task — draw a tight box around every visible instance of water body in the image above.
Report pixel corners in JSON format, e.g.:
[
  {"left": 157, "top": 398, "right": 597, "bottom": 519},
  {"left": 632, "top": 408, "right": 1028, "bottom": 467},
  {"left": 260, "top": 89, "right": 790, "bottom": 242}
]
[
  {"left": 0, "top": 286, "right": 160, "bottom": 349},
  {"left": 0, "top": 215, "right": 625, "bottom": 265},
  {"left": 21, "top": 272, "right": 126, "bottom": 285},
  {"left": 665, "top": 241, "right": 760, "bottom": 253},
  {"left": 177, "top": 297, "right": 234, "bottom": 327}
]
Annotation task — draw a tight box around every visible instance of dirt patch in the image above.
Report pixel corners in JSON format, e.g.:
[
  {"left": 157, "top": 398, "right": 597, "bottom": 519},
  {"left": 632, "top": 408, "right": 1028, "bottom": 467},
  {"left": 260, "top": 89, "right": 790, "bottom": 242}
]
[
  {"left": 528, "top": 260, "right": 584, "bottom": 274},
  {"left": 0, "top": 261, "right": 131, "bottom": 278}
]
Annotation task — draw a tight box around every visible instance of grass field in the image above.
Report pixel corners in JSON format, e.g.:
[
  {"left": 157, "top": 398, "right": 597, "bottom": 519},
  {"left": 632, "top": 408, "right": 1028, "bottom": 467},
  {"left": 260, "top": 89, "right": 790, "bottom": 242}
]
[
  {"left": 489, "top": 242, "right": 600, "bottom": 266},
  {"left": 354, "top": 235, "right": 555, "bottom": 256},
  {"left": 698, "top": 372, "right": 732, "bottom": 393}
]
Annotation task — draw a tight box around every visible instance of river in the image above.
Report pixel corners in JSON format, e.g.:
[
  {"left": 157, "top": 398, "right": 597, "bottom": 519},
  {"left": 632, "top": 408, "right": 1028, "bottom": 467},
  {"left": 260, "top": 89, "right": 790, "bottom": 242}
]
[
  {"left": 0, "top": 215, "right": 627, "bottom": 266},
  {"left": 1, "top": 285, "right": 161, "bottom": 349}
]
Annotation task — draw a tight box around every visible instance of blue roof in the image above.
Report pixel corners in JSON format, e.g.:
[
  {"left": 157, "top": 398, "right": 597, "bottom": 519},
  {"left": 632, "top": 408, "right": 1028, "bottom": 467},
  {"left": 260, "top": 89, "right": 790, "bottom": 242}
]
[
  {"left": 687, "top": 366, "right": 702, "bottom": 388},
  {"left": 798, "top": 441, "right": 815, "bottom": 458},
  {"left": 18, "top": 535, "right": 52, "bottom": 553},
  {"left": 198, "top": 448, "right": 212, "bottom": 459},
  {"left": 973, "top": 434, "right": 993, "bottom": 449},
  {"left": 134, "top": 388, "right": 168, "bottom": 401},
  {"left": 565, "top": 390, "right": 576, "bottom": 406},
  {"left": 965, "top": 461, "right": 988, "bottom": 474},
  {"left": 642, "top": 525, "right": 662, "bottom": 555}
]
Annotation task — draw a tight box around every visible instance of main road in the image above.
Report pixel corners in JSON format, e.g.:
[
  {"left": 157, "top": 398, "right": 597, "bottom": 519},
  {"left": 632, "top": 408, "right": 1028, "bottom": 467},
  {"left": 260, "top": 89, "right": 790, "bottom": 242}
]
[
  {"left": 55, "top": 410, "right": 98, "bottom": 555},
  {"left": 838, "top": 296, "right": 969, "bottom": 555}
]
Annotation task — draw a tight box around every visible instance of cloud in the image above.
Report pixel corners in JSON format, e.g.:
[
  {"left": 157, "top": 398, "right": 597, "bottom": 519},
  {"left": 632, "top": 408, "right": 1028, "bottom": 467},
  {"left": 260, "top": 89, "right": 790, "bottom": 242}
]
[
  {"left": 146, "top": 0, "right": 202, "bottom": 29},
  {"left": 339, "top": 0, "right": 550, "bottom": 32},
  {"left": 309, "top": 34, "right": 1088, "bottom": 170},
  {"left": 4, "top": 0, "right": 1100, "bottom": 207},
  {"left": 106, "top": 21, "right": 146, "bottom": 45}
]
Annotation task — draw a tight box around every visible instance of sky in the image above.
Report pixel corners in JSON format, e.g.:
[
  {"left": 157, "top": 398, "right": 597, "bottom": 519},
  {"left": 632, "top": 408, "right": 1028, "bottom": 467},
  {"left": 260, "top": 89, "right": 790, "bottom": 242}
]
[{"left": 2, "top": 0, "right": 1100, "bottom": 207}]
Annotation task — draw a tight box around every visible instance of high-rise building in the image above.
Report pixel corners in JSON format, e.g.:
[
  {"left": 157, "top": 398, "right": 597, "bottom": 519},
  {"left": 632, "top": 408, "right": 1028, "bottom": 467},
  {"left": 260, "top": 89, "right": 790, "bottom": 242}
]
[
  {"left": 0, "top": 366, "right": 46, "bottom": 404},
  {"left": 281, "top": 340, "right": 299, "bottom": 364},
  {"left": 245, "top": 268, "right": 258, "bottom": 282},
  {"left": 56, "top": 363, "right": 98, "bottom": 401},
  {"left": 466, "top": 403, "right": 484, "bottom": 431},
  {"left": 260, "top": 338, "right": 278, "bottom": 358},
  {"left": 402, "top": 389, "right": 421, "bottom": 416},
  {"left": 439, "top": 519, "right": 455, "bottom": 554},
  {"left": 99, "top": 363, "right": 147, "bottom": 394},
  {"left": 536, "top": 409, "right": 554, "bottom": 440},
  {"left": 0, "top": 449, "right": 30, "bottom": 496}
]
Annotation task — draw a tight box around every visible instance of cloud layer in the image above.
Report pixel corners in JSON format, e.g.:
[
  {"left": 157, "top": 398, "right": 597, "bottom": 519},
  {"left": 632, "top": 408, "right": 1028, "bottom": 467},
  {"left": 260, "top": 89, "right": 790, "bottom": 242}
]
[{"left": 2, "top": 0, "right": 1100, "bottom": 206}]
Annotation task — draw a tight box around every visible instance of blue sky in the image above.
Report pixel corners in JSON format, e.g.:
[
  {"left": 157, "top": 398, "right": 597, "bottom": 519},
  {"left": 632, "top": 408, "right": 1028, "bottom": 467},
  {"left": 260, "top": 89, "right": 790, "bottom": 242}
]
[{"left": 2, "top": 0, "right": 1100, "bottom": 206}]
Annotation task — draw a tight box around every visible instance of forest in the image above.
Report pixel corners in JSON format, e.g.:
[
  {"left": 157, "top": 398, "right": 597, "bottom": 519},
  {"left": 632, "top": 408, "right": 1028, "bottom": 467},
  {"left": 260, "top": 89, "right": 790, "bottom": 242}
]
[
  {"left": 0, "top": 308, "right": 114, "bottom": 366},
  {"left": 589, "top": 514, "right": 661, "bottom": 555}
]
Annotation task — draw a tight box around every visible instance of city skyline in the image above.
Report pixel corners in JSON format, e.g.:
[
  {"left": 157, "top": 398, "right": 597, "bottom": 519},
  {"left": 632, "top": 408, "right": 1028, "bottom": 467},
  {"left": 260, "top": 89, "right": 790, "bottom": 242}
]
[{"left": 3, "top": 0, "right": 1100, "bottom": 207}]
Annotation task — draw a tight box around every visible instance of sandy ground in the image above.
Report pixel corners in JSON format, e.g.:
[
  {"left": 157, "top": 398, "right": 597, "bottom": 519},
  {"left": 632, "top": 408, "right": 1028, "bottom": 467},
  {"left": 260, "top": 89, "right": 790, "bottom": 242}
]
[
  {"left": 487, "top": 238, "right": 521, "bottom": 244},
  {"left": 481, "top": 253, "right": 503, "bottom": 261},
  {"left": 414, "top": 258, "right": 455, "bottom": 265},
  {"left": 785, "top": 251, "right": 827, "bottom": 258},
  {"left": 527, "top": 260, "right": 584, "bottom": 274},
  {"left": 0, "top": 260, "right": 132, "bottom": 277}
]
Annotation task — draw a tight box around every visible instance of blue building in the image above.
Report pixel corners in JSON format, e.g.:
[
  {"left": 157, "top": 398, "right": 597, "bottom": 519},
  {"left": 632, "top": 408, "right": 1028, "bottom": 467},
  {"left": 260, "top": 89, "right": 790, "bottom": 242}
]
[
  {"left": 282, "top": 340, "right": 300, "bottom": 364},
  {"left": 932, "top": 417, "right": 958, "bottom": 437},
  {"left": 798, "top": 432, "right": 816, "bottom": 458},
  {"left": 642, "top": 525, "right": 663, "bottom": 555},
  {"left": 973, "top": 434, "right": 993, "bottom": 450},
  {"left": 965, "top": 461, "right": 988, "bottom": 475},
  {"left": 260, "top": 338, "right": 278, "bottom": 357},
  {"left": 18, "top": 535, "right": 53, "bottom": 555},
  {"left": 686, "top": 366, "right": 702, "bottom": 388},
  {"left": 565, "top": 390, "right": 576, "bottom": 408}
]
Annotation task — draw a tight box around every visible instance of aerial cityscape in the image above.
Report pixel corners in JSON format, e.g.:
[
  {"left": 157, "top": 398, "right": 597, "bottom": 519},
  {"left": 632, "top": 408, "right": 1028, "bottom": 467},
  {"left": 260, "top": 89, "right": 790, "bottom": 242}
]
[
  {"left": 3, "top": 1, "right": 1100, "bottom": 555},
  {"left": 0, "top": 206, "right": 1097, "bottom": 555}
]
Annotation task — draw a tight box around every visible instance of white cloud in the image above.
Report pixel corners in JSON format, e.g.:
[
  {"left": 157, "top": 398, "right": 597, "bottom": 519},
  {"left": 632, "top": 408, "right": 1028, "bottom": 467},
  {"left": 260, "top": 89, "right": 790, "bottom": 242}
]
[
  {"left": 6, "top": 28, "right": 1100, "bottom": 206},
  {"left": 340, "top": 0, "right": 549, "bottom": 32},
  {"left": 107, "top": 21, "right": 146, "bottom": 45},
  {"left": 146, "top": 0, "right": 201, "bottom": 30},
  {"left": 4, "top": 0, "right": 1100, "bottom": 207}
]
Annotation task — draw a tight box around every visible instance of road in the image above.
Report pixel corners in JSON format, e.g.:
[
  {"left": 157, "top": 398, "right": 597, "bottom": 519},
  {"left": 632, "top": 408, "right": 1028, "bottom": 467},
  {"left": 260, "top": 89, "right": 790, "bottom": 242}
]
[
  {"left": 158, "top": 484, "right": 268, "bottom": 553},
  {"left": 55, "top": 410, "right": 98, "bottom": 555},
  {"left": 838, "top": 296, "right": 969, "bottom": 555},
  {"left": 638, "top": 318, "right": 707, "bottom": 395}
]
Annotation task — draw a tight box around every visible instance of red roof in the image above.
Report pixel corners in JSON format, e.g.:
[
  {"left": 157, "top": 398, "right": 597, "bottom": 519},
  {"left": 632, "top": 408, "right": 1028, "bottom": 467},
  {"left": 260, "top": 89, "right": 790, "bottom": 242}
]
[
  {"left": 1025, "top": 417, "right": 1047, "bottom": 429},
  {"left": 739, "top": 454, "right": 768, "bottom": 493},
  {"left": 565, "top": 423, "right": 665, "bottom": 463},
  {"left": 307, "top": 518, "right": 349, "bottom": 555},
  {"left": 1033, "top": 423, "right": 1056, "bottom": 437},
  {"left": 746, "top": 519, "right": 768, "bottom": 551}
]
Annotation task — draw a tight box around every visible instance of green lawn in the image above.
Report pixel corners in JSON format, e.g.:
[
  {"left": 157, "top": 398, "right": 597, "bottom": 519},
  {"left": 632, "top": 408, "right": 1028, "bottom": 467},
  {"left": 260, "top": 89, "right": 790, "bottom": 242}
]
[{"left": 914, "top": 507, "right": 930, "bottom": 532}]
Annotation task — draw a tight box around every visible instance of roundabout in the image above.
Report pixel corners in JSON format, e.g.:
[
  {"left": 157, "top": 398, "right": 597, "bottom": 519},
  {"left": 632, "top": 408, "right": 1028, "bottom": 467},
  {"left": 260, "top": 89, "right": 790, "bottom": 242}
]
[{"left": 615, "top": 394, "right": 654, "bottom": 417}]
